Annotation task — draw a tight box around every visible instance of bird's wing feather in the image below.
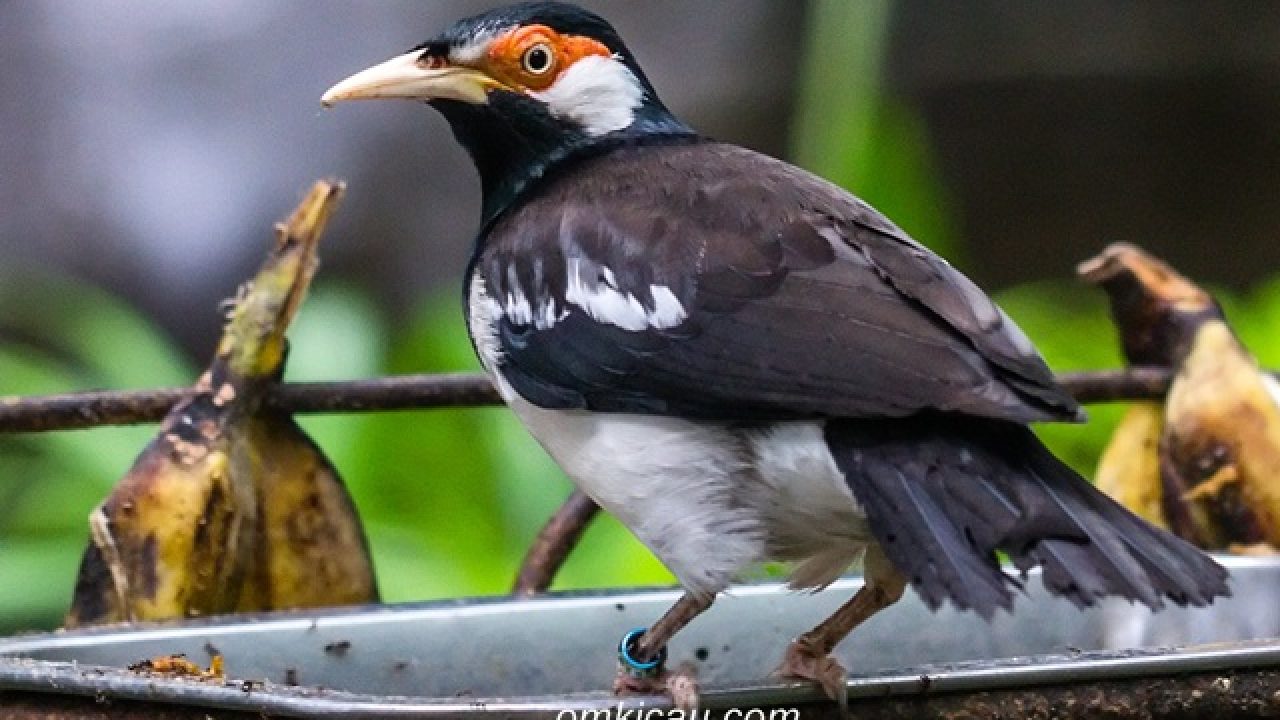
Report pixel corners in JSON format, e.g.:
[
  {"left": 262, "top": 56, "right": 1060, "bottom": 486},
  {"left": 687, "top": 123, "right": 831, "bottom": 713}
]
[{"left": 477, "top": 142, "right": 1079, "bottom": 423}]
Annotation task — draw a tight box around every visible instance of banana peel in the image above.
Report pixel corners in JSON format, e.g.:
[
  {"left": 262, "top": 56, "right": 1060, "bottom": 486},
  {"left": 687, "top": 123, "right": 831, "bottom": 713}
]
[
  {"left": 1161, "top": 321, "right": 1280, "bottom": 550},
  {"left": 1081, "top": 242, "right": 1280, "bottom": 553},
  {"left": 236, "top": 412, "right": 376, "bottom": 609},
  {"left": 67, "top": 412, "right": 247, "bottom": 624},
  {"left": 67, "top": 181, "right": 377, "bottom": 627},
  {"left": 1094, "top": 401, "right": 1167, "bottom": 529}
]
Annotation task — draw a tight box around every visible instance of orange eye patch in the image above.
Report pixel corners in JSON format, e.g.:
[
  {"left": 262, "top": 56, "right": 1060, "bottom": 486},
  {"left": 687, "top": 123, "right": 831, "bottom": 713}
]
[{"left": 485, "top": 24, "right": 612, "bottom": 91}]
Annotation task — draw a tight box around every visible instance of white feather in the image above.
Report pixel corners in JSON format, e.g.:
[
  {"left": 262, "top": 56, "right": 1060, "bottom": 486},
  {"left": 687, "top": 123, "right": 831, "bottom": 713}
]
[
  {"left": 472, "top": 259, "right": 686, "bottom": 336},
  {"left": 744, "top": 422, "right": 873, "bottom": 589},
  {"left": 468, "top": 275, "right": 509, "bottom": 390},
  {"left": 504, "top": 289, "right": 532, "bottom": 325},
  {"left": 648, "top": 286, "right": 687, "bottom": 328},
  {"left": 509, "top": 405, "right": 763, "bottom": 598},
  {"left": 538, "top": 298, "right": 565, "bottom": 329},
  {"left": 564, "top": 257, "right": 687, "bottom": 331},
  {"left": 533, "top": 55, "right": 643, "bottom": 137}
]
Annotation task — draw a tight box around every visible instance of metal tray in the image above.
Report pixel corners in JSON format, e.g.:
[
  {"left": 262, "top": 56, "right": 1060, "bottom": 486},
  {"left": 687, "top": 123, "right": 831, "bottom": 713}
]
[{"left": 2, "top": 555, "right": 1279, "bottom": 717}]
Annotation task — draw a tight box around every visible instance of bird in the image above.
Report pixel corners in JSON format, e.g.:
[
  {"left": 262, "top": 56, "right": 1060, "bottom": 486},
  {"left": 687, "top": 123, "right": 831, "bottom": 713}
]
[
  {"left": 1083, "top": 243, "right": 1280, "bottom": 555},
  {"left": 322, "top": 2, "right": 1229, "bottom": 704}
]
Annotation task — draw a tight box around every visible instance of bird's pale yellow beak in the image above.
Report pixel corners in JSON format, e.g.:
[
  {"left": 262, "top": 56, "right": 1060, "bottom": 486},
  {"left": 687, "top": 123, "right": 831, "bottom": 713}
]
[{"left": 321, "top": 50, "right": 496, "bottom": 107}]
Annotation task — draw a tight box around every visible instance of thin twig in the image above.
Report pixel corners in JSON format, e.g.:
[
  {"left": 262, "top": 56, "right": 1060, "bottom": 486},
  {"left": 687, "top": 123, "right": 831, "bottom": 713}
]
[
  {"left": 4, "top": 366, "right": 1275, "bottom": 435},
  {"left": 0, "top": 387, "right": 192, "bottom": 434},
  {"left": 0, "top": 373, "right": 500, "bottom": 433},
  {"left": 1056, "top": 367, "right": 1176, "bottom": 404},
  {"left": 273, "top": 373, "right": 500, "bottom": 413},
  {"left": 512, "top": 490, "right": 601, "bottom": 597}
]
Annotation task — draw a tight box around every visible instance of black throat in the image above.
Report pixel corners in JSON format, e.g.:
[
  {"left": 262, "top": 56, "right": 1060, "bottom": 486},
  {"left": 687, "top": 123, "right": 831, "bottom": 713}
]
[{"left": 433, "top": 91, "right": 696, "bottom": 228}]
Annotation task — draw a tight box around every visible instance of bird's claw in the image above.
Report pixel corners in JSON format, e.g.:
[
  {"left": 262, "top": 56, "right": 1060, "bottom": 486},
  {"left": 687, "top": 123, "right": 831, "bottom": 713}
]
[
  {"left": 613, "top": 661, "right": 700, "bottom": 712},
  {"left": 774, "top": 636, "right": 849, "bottom": 708}
]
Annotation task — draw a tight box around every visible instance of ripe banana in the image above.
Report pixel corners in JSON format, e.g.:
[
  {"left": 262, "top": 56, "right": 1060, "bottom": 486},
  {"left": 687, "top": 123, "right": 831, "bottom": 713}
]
[
  {"left": 67, "top": 181, "right": 377, "bottom": 626},
  {"left": 1082, "top": 242, "right": 1280, "bottom": 553},
  {"left": 1094, "top": 401, "right": 1167, "bottom": 530}
]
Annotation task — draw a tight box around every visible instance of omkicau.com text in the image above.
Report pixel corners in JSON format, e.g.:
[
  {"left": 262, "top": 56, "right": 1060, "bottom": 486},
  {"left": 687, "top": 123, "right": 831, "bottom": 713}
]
[{"left": 555, "top": 706, "right": 801, "bottom": 720}]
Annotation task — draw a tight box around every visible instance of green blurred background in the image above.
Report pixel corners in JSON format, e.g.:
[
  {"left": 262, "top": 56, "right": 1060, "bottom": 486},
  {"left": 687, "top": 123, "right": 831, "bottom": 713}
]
[{"left": 2, "top": 1, "right": 1280, "bottom": 633}]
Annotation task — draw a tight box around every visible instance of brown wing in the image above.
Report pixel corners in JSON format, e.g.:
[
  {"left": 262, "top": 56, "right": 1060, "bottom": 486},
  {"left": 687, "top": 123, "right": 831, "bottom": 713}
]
[{"left": 477, "top": 141, "right": 1081, "bottom": 423}]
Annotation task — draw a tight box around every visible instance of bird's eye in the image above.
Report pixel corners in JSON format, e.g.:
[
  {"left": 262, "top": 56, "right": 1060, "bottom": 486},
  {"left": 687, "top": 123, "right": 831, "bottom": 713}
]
[{"left": 522, "top": 43, "right": 554, "bottom": 75}]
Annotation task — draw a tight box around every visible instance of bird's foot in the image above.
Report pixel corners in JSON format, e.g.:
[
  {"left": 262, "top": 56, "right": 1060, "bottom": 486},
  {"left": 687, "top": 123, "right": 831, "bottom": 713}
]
[
  {"left": 612, "top": 663, "right": 700, "bottom": 711},
  {"left": 774, "top": 635, "right": 848, "bottom": 707},
  {"left": 613, "top": 628, "right": 699, "bottom": 711}
]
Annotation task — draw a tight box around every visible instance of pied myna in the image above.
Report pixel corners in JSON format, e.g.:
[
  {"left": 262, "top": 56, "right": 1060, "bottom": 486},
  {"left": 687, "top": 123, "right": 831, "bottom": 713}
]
[{"left": 323, "top": 2, "right": 1228, "bottom": 704}]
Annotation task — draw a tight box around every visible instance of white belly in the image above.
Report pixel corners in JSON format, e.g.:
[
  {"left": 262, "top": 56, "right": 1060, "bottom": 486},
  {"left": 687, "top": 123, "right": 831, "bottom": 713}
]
[
  {"left": 505, "top": 399, "right": 761, "bottom": 597},
  {"left": 742, "top": 422, "right": 874, "bottom": 589},
  {"left": 468, "top": 274, "right": 872, "bottom": 596}
]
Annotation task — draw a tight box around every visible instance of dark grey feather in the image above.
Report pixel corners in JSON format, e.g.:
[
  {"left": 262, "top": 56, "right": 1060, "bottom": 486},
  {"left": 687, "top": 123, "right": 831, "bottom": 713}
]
[{"left": 824, "top": 415, "right": 1229, "bottom": 617}]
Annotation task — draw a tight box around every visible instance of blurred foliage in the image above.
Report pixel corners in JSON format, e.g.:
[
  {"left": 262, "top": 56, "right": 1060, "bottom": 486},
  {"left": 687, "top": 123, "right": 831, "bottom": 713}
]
[
  {"left": 791, "top": 0, "right": 960, "bottom": 262},
  {"left": 4, "top": 1, "right": 1280, "bottom": 637},
  {"left": 0, "top": 270, "right": 193, "bottom": 630}
]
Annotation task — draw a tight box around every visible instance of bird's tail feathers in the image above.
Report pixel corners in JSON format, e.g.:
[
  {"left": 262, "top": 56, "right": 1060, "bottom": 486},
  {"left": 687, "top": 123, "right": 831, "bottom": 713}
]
[{"left": 824, "top": 415, "right": 1229, "bottom": 619}]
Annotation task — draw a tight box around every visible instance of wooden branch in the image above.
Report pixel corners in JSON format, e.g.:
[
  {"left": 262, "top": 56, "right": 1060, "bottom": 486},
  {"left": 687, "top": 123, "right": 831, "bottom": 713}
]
[
  {"left": 272, "top": 373, "right": 500, "bottom": 413},
  {"left": 2, "top": 366, "right": 1274, "bottom": 434},
  {"left": 511, "top": 490, "right": 601, "bottom": 597},
  {"left": 1056, "top": 367, "right": 1176, "bottom": 404},
  {"left": 0, "top": 373, "right": 500, "bottom": 434}
]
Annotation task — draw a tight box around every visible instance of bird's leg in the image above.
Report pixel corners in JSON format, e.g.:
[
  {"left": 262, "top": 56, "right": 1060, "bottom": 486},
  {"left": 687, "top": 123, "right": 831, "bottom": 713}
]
[
  {"left": 511, "top": 490, "right": 600, "bottom": 596},
  {"left": 776, "top": 545, "right": 906, "bottom": 706},
  {"left": 614, "top": 591, "right": 714, "bottom": 709}
]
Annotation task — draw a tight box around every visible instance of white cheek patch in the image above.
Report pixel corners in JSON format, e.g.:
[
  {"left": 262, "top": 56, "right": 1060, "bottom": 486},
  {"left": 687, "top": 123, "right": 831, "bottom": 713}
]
[
  {"left": 533, "top": 55, "right": 644, "bottom": 136},
  {"left": 565, "top": 257, "right": 687, "bottom": 332}
]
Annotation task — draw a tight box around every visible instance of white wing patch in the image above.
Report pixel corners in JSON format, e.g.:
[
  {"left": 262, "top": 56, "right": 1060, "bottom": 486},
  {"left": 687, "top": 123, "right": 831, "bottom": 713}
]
[
  {"left": 482, "top": 258, "right": 687, "bottom": 333},
  {"left": 482, "top": 273, "right": 566, "bottom": 331},
  {"left": 504, "top": 288, "right": 533, "bottom": 325},
  {"left": 565, "top": 257, "right": 687, "bottom": 331},
  {"left": 533, "top": 55, "right": 643, "bottom": 137},
  {"left": 648, "top": 286, "right": 687, "bottom": 328}
]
